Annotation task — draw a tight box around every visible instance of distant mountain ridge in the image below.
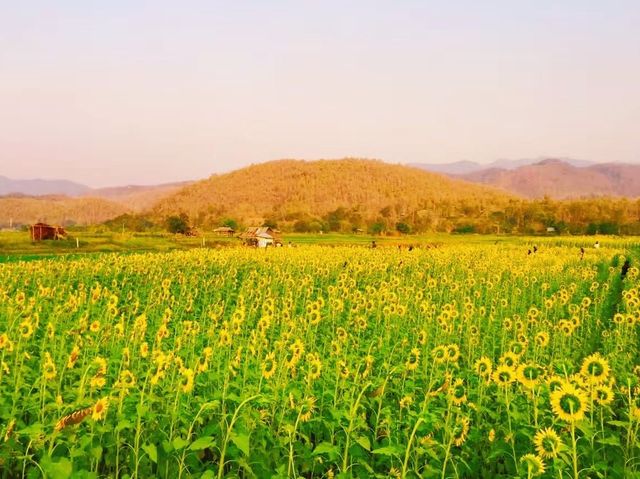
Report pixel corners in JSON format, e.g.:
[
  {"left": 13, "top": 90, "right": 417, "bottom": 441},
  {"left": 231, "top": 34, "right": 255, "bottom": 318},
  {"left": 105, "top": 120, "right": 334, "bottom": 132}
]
[
  {"left": 455, "top": 159, "right": 640, "bottom": 199},
  {"left": 0, "top": 175, "right": 91, "bottom": 197},
  {"left": 0, "top": 176, "right": 192, "bottom": 211},
  {"left": 409, "top": 157, "right": 595, "bottom": 175}
]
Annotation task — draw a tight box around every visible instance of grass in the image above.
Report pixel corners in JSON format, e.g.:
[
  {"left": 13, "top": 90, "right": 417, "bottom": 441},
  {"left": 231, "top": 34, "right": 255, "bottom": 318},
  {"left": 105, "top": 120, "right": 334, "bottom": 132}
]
[{"left": 1, "top": 229, "right": 638, "bottom": 263}]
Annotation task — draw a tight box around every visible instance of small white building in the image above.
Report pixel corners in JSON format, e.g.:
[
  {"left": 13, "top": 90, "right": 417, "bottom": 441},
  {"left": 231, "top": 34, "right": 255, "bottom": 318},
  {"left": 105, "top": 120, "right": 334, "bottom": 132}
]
[{"left": 238, "top": 227, "right": 281, "bottom": 248}]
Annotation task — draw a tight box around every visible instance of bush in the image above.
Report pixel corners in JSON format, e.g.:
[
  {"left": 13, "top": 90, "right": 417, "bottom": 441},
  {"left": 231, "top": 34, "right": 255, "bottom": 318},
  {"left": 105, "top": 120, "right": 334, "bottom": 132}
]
[{"left": 166, "top": 214, "right": 190, "bottom": 234}]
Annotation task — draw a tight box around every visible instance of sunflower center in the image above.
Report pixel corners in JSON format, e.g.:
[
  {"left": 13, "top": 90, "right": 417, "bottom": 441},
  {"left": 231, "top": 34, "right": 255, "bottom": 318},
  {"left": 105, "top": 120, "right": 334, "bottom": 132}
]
[{"left": 559, "top": 393, "right": 582, "bottom": 414}]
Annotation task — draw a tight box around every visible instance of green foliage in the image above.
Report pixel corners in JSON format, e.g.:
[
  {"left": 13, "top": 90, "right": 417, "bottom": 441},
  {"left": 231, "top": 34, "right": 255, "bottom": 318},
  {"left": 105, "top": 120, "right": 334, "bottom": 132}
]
[
  {"left": 0, "top": 238, "right": 639, "bottom": 477},
  {"left": 103, "top": 213, "right": 157, "bottom": 232},
  {"left": 395, "top": 222, "right": 411, "bottom": 234},
  {"left": 221, "top": 218, "right": 238, "bottom": 230},
  {"left": 166, "top": 213, "right": 190, "bottom": 234}
]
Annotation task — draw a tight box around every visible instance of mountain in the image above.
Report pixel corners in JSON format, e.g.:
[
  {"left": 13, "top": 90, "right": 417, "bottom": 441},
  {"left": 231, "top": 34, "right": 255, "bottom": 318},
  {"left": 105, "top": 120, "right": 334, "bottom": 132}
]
[
  {"left": 0, "top": 195, "right": 129, "bottom": 228},
  {"left": 410, "top": 157, "right": 594, "bottom": 175},
  {"left": 152, "top": 158, "right": 514, "bottom": 227},
  {"left": 0, "top": 176, "right": 91, "bottom": 196},
  {"left": 90, "top": 182, "right": 192, "bottom": 211},
  {"left": 407, "top": 160, "right": 483, "bottom": 175},
  {"left": 457, "top": 159, "right": 640, "bottom": 199},
  {"left": 0, "top": 175, "right": 191, "bottom": 212}
]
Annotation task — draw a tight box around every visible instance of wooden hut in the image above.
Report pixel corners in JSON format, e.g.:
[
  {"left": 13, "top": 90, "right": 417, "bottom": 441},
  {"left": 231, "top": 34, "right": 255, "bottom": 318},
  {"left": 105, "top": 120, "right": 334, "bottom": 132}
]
[
  {"left": 30, "top": 223, "right": 67, "bottom": 241},
  {"left": 213, "top": 226, "right": 235, "bottom": 236},
  {"left": 238, "top": 227, "right": 281, "bottom": 247}
]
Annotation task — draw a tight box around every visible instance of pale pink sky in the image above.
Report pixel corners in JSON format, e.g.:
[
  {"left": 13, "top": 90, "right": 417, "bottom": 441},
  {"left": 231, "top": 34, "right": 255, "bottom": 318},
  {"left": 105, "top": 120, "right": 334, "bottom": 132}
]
[{"left": 1, "top": 1, "right": 639, "bottom": 187}]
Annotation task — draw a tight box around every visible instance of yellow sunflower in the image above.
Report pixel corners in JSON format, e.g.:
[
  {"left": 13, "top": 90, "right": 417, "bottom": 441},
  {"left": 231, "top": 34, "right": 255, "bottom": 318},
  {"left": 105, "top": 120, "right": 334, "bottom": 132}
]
[
  {"left": 517, "top": 363, "right": 545, "bottom": 389},
  {"left": 180, "top": 368, "right": 195, "bottom": 393},
  {"left": 550, "top": 383, "right": 589, "bottom": 422},
  {"left": 580, "top": 353, "right": 610, "bottom": 385},
  {"left": 534, "top": 331, "right": 549, "bottom": 348},
  {"left": 533, "top": 427, "right": 563, "bottom": 459},
  {"left": 499, "top": 351, "right": 519, "bottom": 368},
  {"left": 431, "top": 345, "right": 447, "bottom": 364},
  {"left": 452, "top": 415, "right": 470, "bottom": 446},
  {"left": 449, "top": 378, "right": 467, "bottom": 405},
  {"left": 262, "top": 352, "right": 277, "bottom": 379},
  {"left": 474, "top": 357, "right": 493, "bottom": 380},
  {"left": 520, "top": 454, "right": 545, "bottom": 477},
  {"left": 592, "top": 384, "right": 614, "bottom": 407},
  {"left": 299, "top": 396, "right": 317, "bottom": 422},
  {"left": 492, "top": 365, "right": 516, "bottom": 387},
  {"left": 405, "top": 348, "right": 420, "bottom": 372},
  {"left": 92, "top": 397, "right": 109, "bottom": 421}
]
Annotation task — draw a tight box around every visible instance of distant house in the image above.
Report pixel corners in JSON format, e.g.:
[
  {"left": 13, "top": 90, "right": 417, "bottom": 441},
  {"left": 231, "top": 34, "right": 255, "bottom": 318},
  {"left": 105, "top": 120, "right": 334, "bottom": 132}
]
[
  {"left": 238, "top": 227, "right": 282, "bottom": 248},
  {"left": 30, "top": 223, "right": 67, "bottom": 241},
  {"left": 213, "top": 226, "right": 235, "bottom": 236}
]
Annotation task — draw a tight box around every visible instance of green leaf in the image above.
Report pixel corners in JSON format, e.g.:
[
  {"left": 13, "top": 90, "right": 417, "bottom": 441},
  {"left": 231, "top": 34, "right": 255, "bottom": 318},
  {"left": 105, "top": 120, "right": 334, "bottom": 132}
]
[
  {"left": 40, "top": 456, "right": 72, "bottom": 479},
  {"left": 355, "top": 435, "right": 371, "bottom": 451},
  {"left": 189, "top": 436, "right": 215, "bottom": 451},
  {"left": 608, "top": 420, "right": 629, "bottom": 428},
  {"left": 172, "top": 437, "right": 189, "bottom": 451},
  {"left": 230, "top": 432, "right": 250, "bottom": 456},
  {"left": 116, "top": 419, "right": 133, "bottom": 432},
  {"left": 312, "top": 442, "right": 339, "bottom": 458},
  {"left": 136, "top": 403, "right": 149, "bottom": 416},
  {"left": 201, "top": 472, "right": 215, "bottom": 479},
  {"left": 597, "top": 435, "right": 620, "bottom": 446},
  {"left": 90, "top": 446, "right": 103, "bottom": 461},
  {"left": 142, "top": 443, "right": 158, "bottom": 463},
  {"left": 372, "top": 445, "right": 403, "bottom": 457},
  {"left": 575, "top": 421, "right": 594, "bottom": 437}
]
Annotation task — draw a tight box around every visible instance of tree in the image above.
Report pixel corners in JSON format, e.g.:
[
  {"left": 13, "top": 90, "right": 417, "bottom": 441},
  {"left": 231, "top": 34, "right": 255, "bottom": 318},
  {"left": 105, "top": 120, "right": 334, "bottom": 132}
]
[
  {"left": 369, "top": 221, "right": 385, "bottom": 235},
  {"left": 166, "top": 213, "right": 190, "bottom": 234},
  {"left": 396, "top": 222, "right": 411, "bottom": 235},
  {"left": 263, "top": 218, "right": 278, "bottom": 229},
  {"left": 222, "top": 218, "right": 238, "bottom": 230}
]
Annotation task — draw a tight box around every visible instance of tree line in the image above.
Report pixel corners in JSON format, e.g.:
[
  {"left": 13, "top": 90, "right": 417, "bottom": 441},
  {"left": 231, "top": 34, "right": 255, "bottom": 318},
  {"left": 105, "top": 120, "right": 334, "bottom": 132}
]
[{"left": 102, "top": 196, "right": 640, "bottom": 236}]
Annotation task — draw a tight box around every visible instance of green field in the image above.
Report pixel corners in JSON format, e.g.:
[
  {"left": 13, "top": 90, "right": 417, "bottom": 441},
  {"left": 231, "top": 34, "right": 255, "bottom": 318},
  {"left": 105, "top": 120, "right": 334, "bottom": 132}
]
[{"left": 0, "top": 236, "right": 639, "bottom": 478}]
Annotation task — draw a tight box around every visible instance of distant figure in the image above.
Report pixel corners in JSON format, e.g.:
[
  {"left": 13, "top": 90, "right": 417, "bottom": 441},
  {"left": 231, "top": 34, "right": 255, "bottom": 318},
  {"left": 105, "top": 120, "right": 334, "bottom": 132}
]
[
  {"left": 533, "top": 245, "right": 538, "bottom": 253},
  {"left": 621, "top": 259, "right": 631, "bottom": 279},
  {"left": 343, "top": 261, "right": 348, "bottom": 268},
  {"left": 408, "top": 245, "right": 414, "bottom": 252},
  {"left": 398, "top": 245, "right": 402, "bottom": 252},
  {"left": 594, "top": 241, "right": 600, "bottom": 249},
  {"left": 371, "top": 240, "right": 377, "bottom": 249},
  {"left": 527, "top": 249, "right": 532, "bottom": 255},
  {"left": 580, "top": 247, "right": 585, "bottom": 260}
]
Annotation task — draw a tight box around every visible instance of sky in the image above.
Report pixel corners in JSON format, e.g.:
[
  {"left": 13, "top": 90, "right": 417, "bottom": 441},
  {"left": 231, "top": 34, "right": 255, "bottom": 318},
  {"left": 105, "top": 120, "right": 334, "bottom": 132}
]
[{"left": 1, "top": 1, "right": 639, "bottom": 187}]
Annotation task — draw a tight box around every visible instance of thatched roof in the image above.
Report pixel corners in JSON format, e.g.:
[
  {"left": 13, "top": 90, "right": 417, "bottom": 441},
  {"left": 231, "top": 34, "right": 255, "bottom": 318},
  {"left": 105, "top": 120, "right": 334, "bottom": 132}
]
[{"left": 238, "top": 226, "right": 279, "bottom": 239}]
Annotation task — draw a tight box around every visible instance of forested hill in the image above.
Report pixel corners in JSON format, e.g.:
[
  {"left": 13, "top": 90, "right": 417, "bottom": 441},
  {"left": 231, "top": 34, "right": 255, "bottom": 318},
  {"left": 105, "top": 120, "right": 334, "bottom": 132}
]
[{"left": 152, "top": 159, "right": 514, "bottom": 230}]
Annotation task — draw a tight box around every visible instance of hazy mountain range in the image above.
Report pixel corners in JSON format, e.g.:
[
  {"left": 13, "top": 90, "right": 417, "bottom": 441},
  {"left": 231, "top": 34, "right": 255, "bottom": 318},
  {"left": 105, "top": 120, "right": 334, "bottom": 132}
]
[
  {"left": 0, "top": 176, "right": 191, "bottom": 211},
  {"left": 412, "top": 159, "right": 640, "bottom": 199},
  {"left": 409, "top": 157, "right": 595, "bottom": 175},
  {"left": 2, "top": 157, "right": 640, "bottom": 227}
]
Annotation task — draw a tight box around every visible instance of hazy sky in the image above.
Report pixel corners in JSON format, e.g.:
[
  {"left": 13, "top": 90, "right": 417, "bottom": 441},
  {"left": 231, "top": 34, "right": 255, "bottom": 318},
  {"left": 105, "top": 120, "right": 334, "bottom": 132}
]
[{"left": 1, "top": 1, "right": 639, "bottom": 187}]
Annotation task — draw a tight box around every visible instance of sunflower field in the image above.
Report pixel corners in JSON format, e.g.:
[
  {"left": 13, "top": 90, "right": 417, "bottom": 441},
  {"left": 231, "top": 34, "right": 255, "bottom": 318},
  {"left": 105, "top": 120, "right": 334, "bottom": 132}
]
[{"left": 1, "top": 240, "right": 639, "bottom": 478}]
